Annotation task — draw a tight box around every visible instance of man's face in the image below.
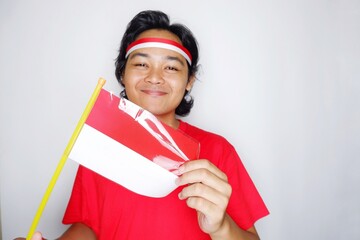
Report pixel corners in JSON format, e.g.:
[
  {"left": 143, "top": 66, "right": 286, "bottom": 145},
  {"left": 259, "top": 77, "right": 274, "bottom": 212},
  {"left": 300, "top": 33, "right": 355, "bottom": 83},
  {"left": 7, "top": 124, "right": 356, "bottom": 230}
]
[{"left": 122, "top": 29, "right": 194, "bottom": 127}]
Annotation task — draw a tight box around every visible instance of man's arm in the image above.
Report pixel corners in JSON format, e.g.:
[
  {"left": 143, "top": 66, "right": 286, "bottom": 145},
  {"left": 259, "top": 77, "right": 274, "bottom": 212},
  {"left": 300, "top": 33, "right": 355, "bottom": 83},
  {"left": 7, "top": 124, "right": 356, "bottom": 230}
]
[
  {"left": 57, "top": 223, "right": 97, "bottom": 240},
  {"left": 177, "top": 159, "right": 261, "bottom": 240},
  {"left": 209, "top": 214, "right": 260, "bottom": 240},
  {"left": 14, "top": 223, "right": 97, "bottom": 240}
]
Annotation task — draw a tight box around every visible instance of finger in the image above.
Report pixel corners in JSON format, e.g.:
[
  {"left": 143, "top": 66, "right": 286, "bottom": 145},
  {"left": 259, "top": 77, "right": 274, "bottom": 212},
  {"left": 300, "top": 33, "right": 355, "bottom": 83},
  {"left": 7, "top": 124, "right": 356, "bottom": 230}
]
[
  {"left": 31, "top": 232, "right": 43, "bottom": 240},
  {"left": 179, "top": 182, "right": 230, "bottom": 210},
  {"left": 179, "top": 160, "right": 228, "bottom": 182},
  {"left": 184, "top": 196, "right": 224, "bottom": 224},
  {"left": 177, "top": 168, "right": 232, "bottom": 197}
]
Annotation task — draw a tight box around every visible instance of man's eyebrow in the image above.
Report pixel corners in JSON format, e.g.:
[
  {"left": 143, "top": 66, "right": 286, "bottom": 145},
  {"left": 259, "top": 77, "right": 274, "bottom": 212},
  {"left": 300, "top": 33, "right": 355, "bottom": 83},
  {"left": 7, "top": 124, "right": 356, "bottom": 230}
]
[
  {"left": 166, "top": 56, "right": 185, "bottom": 66},
  {"left": 129, "top": 52, "right": 149, "bottom": 59}
]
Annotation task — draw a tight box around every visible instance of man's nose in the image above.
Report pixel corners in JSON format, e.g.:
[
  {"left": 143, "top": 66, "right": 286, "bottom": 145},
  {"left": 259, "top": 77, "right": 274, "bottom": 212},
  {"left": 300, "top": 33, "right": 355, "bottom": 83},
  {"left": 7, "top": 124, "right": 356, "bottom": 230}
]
[{"left": 145, "top": 68, "right": 164, "bottom": 84}]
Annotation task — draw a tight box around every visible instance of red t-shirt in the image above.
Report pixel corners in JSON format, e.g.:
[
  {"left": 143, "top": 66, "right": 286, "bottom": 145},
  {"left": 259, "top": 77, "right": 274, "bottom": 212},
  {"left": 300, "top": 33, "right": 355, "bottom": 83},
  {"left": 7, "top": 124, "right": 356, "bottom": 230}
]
[{"left": 63, "top": 121, "right": 269, "bottom": 239}]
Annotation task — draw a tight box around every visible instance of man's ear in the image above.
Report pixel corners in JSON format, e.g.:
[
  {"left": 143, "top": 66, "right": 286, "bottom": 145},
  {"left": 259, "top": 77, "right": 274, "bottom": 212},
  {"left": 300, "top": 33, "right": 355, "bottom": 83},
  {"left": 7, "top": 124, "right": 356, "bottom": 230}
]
[
  {"left": 186, "top": 75, "right": 196, "bottom": 91},
  {"left": 120, "top": 73, "right": 125, "bottom": 86}
]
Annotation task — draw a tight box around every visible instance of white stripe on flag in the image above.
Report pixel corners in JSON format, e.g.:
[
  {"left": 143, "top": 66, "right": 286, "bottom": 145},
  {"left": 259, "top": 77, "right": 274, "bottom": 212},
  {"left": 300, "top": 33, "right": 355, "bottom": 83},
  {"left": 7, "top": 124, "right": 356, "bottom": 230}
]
[{"left": 69, "top": 124, "right": 178, "bottom": 198}]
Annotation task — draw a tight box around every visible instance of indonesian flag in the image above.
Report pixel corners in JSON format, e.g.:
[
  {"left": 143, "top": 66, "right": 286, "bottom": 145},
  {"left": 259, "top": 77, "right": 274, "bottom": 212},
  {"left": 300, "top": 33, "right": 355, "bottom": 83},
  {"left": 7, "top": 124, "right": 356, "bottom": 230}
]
[{"left": 68, "top": 88, "right": 199, "bottom": 198}]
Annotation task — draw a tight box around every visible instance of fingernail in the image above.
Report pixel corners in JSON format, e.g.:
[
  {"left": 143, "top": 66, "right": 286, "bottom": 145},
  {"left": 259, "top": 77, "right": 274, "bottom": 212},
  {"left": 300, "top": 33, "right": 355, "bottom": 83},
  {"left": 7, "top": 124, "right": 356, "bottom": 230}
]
[{"left": 178, "top": 191, "right": 183, "bottom": 200}]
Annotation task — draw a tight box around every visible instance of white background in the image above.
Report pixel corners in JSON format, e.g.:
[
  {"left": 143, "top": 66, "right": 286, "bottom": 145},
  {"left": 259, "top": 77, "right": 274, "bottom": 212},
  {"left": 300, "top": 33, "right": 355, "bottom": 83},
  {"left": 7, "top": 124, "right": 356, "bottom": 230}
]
[{"left": 1, "top": 0, "right": 359, "bottom": 239}]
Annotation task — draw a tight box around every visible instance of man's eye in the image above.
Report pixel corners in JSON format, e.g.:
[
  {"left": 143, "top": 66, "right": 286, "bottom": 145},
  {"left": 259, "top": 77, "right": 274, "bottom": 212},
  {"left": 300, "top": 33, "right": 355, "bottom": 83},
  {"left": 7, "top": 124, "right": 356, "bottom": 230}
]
[
  {"left": 134, "top": 63, "right": 147, "bottom": 67},
  {"left": 166, "top": 66, "right": 178, "bottom": 71}
]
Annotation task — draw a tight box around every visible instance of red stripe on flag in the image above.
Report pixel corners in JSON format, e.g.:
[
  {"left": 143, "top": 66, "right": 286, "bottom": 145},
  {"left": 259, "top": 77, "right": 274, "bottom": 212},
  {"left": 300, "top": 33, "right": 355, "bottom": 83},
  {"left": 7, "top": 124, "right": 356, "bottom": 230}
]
[{"left": 85, "top": 89, "right": 199, "bottom": 166}]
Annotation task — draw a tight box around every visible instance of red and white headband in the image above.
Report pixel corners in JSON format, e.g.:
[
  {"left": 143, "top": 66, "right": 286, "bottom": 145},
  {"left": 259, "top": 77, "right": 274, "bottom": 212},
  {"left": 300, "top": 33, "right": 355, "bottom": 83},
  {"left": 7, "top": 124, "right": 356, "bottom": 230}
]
[{"left": 125, "top": 38, "right": 192, "bottom": 65}]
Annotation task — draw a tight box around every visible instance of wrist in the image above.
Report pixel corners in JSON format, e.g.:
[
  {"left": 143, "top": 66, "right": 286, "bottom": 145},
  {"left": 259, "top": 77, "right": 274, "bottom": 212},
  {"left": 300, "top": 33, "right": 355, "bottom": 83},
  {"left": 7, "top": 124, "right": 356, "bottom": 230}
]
[{"left": 209, "top": 215, "right": 231, "bottom": 240}]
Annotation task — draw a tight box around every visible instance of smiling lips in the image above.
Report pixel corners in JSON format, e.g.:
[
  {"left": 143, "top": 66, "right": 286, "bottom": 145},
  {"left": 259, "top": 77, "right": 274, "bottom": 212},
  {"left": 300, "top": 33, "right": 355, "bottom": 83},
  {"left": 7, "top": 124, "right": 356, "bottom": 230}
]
[{"left": 141, "top": 89, "right": 167, "bottom": 96}]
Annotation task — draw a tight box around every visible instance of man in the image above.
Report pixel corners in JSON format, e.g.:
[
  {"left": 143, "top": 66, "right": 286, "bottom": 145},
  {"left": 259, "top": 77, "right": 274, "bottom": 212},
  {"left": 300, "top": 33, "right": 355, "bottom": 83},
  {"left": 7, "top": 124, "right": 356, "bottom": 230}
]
[{"left": 19, "top": 10, "right": 268, "bottom": 240}]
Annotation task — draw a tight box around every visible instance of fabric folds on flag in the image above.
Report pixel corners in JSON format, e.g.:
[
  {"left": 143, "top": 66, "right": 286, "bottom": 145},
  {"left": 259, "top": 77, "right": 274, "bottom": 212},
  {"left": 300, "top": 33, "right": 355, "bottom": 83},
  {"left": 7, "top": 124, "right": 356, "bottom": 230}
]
[{"left": 68, "top": 88, "right": 199, "bottom": 198}]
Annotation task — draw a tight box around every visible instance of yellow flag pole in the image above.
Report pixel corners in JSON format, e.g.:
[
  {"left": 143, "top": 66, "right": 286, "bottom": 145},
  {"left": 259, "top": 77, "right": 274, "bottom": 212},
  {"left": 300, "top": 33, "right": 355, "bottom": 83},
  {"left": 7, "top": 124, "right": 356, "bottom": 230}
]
[{"left": 26, "top": 78, "right": 106, "bottom": 240}]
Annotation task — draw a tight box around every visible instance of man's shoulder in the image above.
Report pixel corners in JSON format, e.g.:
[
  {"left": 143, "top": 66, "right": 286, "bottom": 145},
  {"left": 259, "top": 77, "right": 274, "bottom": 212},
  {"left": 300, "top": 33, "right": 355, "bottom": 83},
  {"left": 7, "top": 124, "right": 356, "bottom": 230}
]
[{"left": 180, "top": 121, "right": 232, "bottom": 147}]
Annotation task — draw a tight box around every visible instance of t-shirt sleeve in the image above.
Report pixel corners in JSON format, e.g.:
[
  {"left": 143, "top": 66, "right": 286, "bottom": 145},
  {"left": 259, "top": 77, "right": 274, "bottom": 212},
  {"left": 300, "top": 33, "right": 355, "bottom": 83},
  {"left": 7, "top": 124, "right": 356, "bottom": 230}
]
[
  {"left": 62, "top": 166, "right": 99, "bottom": 233},
  {"left": 222, "top": 145, "right": 269, "bottom": 230}
]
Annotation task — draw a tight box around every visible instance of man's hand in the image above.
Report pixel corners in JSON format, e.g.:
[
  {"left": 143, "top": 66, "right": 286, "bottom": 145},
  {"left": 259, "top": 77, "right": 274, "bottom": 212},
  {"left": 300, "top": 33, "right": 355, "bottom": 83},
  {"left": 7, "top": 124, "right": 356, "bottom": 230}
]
[
  {"left": 176, "top": 159, "right": 232, "bottom": 234},
  {"left": 14, "top": 231, "right": 44, "bottom": 240},
  {"left": 14, "top": 223, "right": 96, "bottom": 240}
]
